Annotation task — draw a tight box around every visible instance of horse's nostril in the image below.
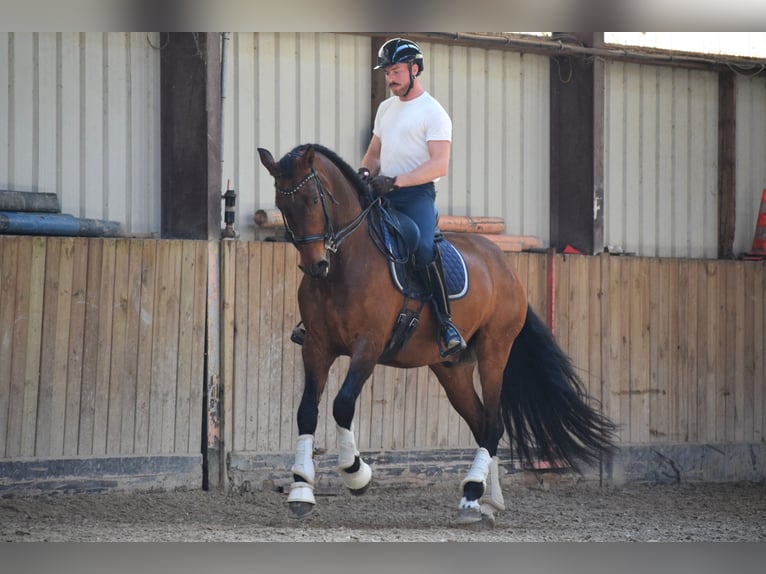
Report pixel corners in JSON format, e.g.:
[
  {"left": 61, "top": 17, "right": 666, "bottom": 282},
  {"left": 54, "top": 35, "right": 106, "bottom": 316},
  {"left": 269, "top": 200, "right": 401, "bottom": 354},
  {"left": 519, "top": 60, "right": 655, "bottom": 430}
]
[{"left": 315, "top": 260, "right": 330, "bottom": 277}]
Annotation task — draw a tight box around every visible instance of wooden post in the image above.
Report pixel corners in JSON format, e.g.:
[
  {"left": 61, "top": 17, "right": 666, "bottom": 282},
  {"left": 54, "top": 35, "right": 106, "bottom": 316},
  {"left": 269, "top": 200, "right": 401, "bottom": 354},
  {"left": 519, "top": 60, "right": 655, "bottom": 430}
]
[
  {"left": 549, "top": 33, "right": 605, "bottom": 255},
  {"left": 160, "top": 33, "right": 222, "bottom": 240},
  {"left": 718, "top": 70, "right": 736, "bottom": 259}
]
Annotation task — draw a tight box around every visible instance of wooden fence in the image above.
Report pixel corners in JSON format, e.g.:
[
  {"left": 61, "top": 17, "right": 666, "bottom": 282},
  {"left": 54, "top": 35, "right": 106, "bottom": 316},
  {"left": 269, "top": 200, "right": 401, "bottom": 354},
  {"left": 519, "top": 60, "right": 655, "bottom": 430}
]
[
  {"left": 1, "top": 237, "right": 764, "bottom": 491},
  {"left": 0, "top": 237, "right": 207, "bottom": 491},
  {"left": 222, "top": 243, "right": 765, "bottom": 459}
]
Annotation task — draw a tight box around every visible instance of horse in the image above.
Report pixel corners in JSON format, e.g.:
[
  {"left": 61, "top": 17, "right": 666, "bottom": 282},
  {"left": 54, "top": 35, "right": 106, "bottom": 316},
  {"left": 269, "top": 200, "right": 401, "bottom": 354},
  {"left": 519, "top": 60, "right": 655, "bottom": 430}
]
[{"left": 257, "top": 143, "right": 617, "bottom": 526}]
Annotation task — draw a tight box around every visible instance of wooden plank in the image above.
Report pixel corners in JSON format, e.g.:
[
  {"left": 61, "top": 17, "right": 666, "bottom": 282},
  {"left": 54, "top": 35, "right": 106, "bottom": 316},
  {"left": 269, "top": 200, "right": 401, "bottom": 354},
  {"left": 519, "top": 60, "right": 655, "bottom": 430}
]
[
  {"left": 92, "top": 239, "right": 116, "bottom": 456},
  {"left": 756, "top": 262, "right": 766, "bottom": 444},
  {"left": 369, "top": 365, "right": 387, "bottom": 449},
  {"left": 6, "top": 238, "right": 32, "bottom": 457},
  {"left": 119, "top": 240, "right": 144, "bottom": 454},
  {"left": 674, "top": 260, "right": 696, "bottom": 442},
  {"left": 554, "top": 254, "right": 569, "bottom": 349},
  {"left": 629, "top": 258, "right": 651, "bottom": 444},
  {"left": 649, "top": 259, "right": 670, "bottom": 442},
  {"left": 148, "top": 240, "right": 170, "bottom": 453},
  {"left": 268, "top": 243, "right": 287, "bottom": 450},
  {"left": 229, "top": 241, "right": 248, "bottom": 452},
  {"left": 741, "top": 263, "right": 755, "bottom": 442},
  {"left": 78, "top": 239, "right": 103, "bottom": 455},
  {"left": 173, "top": 241, "right": 198, "bottom": 453},
  {"left": 255, "top": 243, "right": 274, "bottom": 452},
  {"left": 50, "top": 239, "right": 76, "bottom": 456},
  {"left": 161, "top": 241, "right": 183, "bottom": 453},
  {"left": 732, "top": 263, "right": 746, "bottom": 442},
  {"left": 567, "top": 255, "right": 590, "bottom": 397},
  {"left": 279, "top": 243, "right": 299, "bottom": 452},
  {"left": 63, "top": 239, "right": 88, "bottom": 456},
  {"left": 220, "top": 241, "right": 238, "bottom": 456},
  {"left": 683, "top": 260, "right": 699, "bottom": 443},
  {"left": 106, "top": 239, "right": 130, "bottom": 455},
  {"left": 21, "top": 237, "right": 46, "bottom": 457},
  {"left": 699, "top": 261, "right": 719, "bottom": 443},
  {"left": 413, "top": 366, "right": 430, "bottom": 449},
  {"left": 666, "top": 260, "right": 680, "bottom": 442},
  {"left": 717, "top": 261, "right": 732, "bottom": 443},
  {"left": 587, "top": 255, "right": 603, "bottom": 414},
  {"left": 0, "top": 239, "right": 19, "bottom": 457},
  {"left": 188, "top": 241, "right": 208, "bottom": 452},
  {"left": 609, "top": 256, "right": 630, "bottom": 443},
  {"left": 389, "top": 365, "right": 407, "bottom": 450},
  {"left": 133, "top": 240, "right": 157, "bottom": 454},
  {"left": 402, "top": 368, "right": 418, "bottom": 450},
  {"left": 35, "top": 238, "right": 61, "bottom": 457}
]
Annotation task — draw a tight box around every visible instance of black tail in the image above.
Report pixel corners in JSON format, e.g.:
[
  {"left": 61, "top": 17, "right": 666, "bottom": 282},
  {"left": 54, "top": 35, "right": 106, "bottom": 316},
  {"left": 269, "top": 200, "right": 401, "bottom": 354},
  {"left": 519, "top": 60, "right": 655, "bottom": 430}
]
[{"left": 501, "top": 306, "right": 617, "bottom": 471}]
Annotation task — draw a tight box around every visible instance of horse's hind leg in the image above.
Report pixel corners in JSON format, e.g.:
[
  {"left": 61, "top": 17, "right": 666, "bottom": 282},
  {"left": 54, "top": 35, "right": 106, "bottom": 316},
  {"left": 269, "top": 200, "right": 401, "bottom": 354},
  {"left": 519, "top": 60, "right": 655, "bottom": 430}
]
[{"left": 432, "top": 361, "right": 505, "bottom": 527}]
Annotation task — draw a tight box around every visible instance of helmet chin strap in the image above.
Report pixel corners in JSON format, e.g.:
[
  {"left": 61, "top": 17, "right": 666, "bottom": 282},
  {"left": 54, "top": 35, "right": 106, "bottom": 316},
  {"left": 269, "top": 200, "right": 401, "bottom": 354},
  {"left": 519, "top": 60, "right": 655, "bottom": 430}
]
[{"left": 402, "top": 62, "right": 415, "bottom": 98}]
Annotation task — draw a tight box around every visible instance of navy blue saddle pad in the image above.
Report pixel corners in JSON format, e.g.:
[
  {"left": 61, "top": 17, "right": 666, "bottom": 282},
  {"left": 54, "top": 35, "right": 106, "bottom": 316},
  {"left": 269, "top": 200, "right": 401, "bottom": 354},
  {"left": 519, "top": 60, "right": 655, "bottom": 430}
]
[{"left": 379, "top": 209, "right": 469, "bottom": 301}]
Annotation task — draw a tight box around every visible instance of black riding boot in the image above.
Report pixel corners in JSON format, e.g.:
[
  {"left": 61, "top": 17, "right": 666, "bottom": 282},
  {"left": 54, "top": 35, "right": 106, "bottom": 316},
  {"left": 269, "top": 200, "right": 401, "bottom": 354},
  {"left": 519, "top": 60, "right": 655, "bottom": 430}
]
[{"left": 421, "top": 252, "right": 467, "bottom": 357}]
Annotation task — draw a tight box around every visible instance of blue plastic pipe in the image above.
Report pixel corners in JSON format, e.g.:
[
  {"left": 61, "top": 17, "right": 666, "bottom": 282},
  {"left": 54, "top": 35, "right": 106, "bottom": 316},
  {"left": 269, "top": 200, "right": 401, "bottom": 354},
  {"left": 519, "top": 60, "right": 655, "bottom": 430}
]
[{"left": 0, "top": 211, "right": 122, "bottom": 237}]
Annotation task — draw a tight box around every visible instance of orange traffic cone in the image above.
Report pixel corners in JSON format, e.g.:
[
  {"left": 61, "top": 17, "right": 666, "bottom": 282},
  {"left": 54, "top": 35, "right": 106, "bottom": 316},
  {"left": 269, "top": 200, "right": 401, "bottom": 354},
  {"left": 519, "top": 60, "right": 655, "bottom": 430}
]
[{"left": 744, "top": 189, "right": 766, "bottom": 260}]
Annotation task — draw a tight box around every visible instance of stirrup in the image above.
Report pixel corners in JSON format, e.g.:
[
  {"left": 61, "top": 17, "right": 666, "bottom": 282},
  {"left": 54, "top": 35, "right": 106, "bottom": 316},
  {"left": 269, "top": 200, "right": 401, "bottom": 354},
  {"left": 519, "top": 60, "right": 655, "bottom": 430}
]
[
  {"left": 290, "top": 322, "right": 306, "bottom": 346},
  {"left": 439, "top": 322, "right": 466, "bottom": 357}
]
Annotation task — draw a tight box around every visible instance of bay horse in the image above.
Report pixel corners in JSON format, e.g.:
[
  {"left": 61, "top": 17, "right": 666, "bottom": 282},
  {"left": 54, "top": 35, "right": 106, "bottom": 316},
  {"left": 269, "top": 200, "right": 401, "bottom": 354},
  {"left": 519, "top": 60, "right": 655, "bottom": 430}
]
[{"left": 257, "top": 143, "right": 616, "bottom": 526}]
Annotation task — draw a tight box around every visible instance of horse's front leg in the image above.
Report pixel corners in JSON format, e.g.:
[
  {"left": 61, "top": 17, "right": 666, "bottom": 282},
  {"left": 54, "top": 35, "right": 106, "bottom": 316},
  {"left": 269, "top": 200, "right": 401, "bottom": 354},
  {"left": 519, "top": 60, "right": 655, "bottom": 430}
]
[
  {"left": 287, "top": 347, "right": 335, "bottom": 519},
  {"left": 332, "top": 355, "right": 377, "bottom": 495}
]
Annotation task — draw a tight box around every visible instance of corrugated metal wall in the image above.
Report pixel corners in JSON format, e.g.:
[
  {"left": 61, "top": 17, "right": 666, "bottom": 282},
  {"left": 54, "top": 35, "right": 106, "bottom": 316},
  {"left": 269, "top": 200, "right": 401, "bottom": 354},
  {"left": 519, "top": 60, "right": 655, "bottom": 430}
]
[
  {"left": 421, "top": 42, "right": 550, "bottom": 240},
  {"left": 604, "top": 62, "right": 719, "bottom": 258},
  {"left": 222, "top": 33, "right": 372, "bottom": 241},
  {"left": 1, "top": 33, "right": 763, "bottom": 258},
  {"left": 224, "top": 33, "right": 551, "bottom": 243},
  {"left": 736, "top": 74, "right": 766, "bottom": 255},
  {"left": 0, "top": 32, "right": 161, "bottom": 235}
]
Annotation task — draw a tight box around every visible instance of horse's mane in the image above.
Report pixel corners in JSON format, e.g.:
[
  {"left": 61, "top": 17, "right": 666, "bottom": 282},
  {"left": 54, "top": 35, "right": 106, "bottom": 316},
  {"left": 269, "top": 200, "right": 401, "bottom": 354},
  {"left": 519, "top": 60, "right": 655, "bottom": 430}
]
[{"left": 281, "top": 143, "right": 373, "bottom": 206}]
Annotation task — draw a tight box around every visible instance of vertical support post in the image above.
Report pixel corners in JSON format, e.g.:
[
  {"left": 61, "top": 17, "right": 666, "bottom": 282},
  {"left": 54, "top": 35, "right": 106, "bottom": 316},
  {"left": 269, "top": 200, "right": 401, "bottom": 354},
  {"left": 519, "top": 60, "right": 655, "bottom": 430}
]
[
  {"left": 160, "top": 33, "right": 222, "bottom": 240},
  {"left": 718, "top": 70, "right": 736, "bottom": 259},
  {"left": 549, "top": 32, "right": 605, "bottom": 255},
  {"left": 204, "top": 240, "right": 223, "bottom": 489}
]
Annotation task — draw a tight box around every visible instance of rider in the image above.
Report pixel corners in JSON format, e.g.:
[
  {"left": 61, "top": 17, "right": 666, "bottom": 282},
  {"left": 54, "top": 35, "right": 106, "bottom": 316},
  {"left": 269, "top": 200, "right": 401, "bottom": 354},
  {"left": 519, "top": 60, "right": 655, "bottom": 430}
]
[{"left": 359, "top": 38, "right": 467, "bottom": 357}]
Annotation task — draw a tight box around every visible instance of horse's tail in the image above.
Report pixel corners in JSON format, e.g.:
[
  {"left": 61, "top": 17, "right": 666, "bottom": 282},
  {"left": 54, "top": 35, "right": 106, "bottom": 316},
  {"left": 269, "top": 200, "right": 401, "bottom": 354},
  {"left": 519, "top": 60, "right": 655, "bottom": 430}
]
[{"left": 501, "top": 305, "right": 617, "bottom": 471}]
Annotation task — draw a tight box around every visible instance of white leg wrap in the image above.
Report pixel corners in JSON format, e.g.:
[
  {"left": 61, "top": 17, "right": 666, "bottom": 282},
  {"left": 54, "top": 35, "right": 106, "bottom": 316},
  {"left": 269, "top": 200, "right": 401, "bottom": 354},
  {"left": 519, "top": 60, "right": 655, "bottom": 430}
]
[
  {"left": 288, "top": 481, "right": 316, "bottom": 505},
  {"left": 481, "top": 456, "right": 506, "bottom": 511},
  {"left": 336, "top": 424, "right": 372, "bottom": 490},
  {"left": 460, "top": 447, "right": 492, "bottom": 490},
  {"left": 336, "top": 425, "right": 359, "bottom": 469},
  {"left": 290, "top": 434, "right": 315, "bottom": 484}
]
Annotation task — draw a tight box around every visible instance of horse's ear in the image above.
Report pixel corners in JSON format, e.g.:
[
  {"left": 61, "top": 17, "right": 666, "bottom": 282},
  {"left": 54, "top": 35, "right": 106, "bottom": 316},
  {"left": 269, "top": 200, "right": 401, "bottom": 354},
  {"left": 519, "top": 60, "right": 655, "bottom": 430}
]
[
  {"left": 257, "top": 148, "right": 280, "bottom": 178},
  {"left": 301, "top": 146, "right": 316, "bottom": 169}
]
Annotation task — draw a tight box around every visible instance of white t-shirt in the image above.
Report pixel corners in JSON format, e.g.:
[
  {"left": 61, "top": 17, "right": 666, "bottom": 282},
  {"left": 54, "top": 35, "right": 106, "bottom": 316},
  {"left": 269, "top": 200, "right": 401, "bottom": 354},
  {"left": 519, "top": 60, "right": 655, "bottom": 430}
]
[{"left": 373, "top": 91, "right": 452, "bottom": 181}]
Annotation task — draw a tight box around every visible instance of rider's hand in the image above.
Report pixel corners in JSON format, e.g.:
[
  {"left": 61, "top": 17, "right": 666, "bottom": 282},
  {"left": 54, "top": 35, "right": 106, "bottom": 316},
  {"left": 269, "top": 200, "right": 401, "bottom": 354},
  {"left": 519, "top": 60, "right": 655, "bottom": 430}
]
[
  {"left": 357, "top": 167, "right": 371, "bottom": 183},
  {"left": 370, "top": 175, "right": 398, "bottom": 196}
]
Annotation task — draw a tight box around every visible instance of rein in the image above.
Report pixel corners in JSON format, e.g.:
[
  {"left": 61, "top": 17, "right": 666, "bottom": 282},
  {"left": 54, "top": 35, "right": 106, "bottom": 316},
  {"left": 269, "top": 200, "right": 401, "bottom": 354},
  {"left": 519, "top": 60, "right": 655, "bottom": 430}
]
[{"left": 277, "top": 168, "right": 380, "bottom": 253}]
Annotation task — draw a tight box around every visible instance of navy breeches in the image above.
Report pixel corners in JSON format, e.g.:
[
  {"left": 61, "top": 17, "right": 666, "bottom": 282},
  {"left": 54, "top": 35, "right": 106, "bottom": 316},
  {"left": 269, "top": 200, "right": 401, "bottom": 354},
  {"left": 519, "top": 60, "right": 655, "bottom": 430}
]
[{"left": 385, "top": 183, "right": 437, "bottom": 266}]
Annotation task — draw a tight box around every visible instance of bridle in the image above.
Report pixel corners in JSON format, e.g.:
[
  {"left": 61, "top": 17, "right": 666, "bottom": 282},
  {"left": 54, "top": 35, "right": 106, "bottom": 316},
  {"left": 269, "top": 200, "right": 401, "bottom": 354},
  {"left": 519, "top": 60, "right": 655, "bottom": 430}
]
[{"left": 276, "top": 168, "right": 379, "bottom": 254}]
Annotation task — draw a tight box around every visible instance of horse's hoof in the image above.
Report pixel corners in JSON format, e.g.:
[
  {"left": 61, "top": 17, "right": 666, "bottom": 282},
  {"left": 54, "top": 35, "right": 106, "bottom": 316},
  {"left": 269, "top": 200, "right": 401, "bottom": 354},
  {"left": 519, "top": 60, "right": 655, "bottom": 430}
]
[
  {"left": 288, "top": 501, "right": 315, "bottom": 519},
  {"left": 480, "top": 512, "right": 496, "bottom": 529},
  {"left": 348, "top": 482, "right": 371, "bottom": 496},
  {"left": 455, "top": 507, "right": 483, "bottom": 526}
]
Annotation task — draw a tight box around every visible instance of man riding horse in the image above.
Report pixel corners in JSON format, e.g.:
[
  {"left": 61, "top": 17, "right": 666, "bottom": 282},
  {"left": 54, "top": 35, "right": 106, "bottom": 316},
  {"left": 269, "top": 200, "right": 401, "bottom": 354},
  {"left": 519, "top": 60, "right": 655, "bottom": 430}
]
[{"left": 360, "top": 38, "right": 466, "bottom": 357}]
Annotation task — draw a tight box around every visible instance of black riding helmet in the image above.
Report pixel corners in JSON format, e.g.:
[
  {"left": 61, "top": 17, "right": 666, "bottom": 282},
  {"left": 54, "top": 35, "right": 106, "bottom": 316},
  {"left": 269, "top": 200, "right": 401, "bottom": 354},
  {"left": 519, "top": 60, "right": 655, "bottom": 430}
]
[{"left": 374, "top": 38, "right": 424, "bottom": 76}]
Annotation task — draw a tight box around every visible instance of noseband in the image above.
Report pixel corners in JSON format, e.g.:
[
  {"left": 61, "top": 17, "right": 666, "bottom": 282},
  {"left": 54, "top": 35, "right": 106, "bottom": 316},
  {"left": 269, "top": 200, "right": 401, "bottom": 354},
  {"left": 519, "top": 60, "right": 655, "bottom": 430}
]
[{"left": 276, "top": 168, "right": 378, "bottom": 254}]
